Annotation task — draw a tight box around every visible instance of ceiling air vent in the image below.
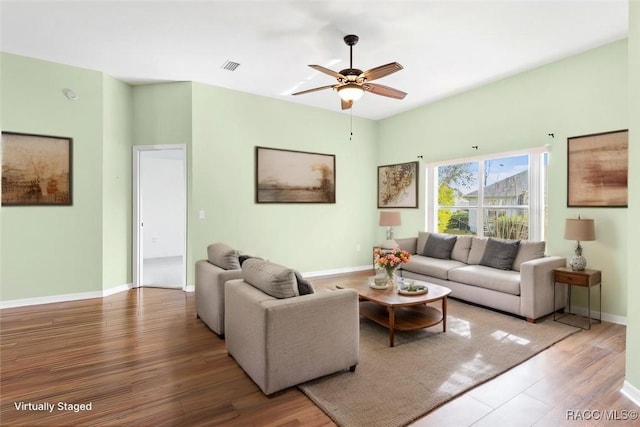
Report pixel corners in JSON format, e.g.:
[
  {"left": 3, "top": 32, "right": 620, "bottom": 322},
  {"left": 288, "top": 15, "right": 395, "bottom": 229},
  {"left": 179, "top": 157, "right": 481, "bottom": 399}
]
[{"left": 221, "top": 60, "right": 240, "bottom": 71}]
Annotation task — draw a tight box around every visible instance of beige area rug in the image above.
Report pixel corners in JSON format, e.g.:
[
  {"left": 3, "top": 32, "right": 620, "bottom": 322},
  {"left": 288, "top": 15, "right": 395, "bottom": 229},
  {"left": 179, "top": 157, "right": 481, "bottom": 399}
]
[{"left": 299, "top": 299, "right": 580, "bottom": 427}]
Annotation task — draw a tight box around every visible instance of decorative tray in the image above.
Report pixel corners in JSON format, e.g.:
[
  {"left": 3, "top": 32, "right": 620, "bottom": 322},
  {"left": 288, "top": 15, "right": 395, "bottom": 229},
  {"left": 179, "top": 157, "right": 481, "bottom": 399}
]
[{"left": 397, "top": 284, "right": 428, "bottom": 296}]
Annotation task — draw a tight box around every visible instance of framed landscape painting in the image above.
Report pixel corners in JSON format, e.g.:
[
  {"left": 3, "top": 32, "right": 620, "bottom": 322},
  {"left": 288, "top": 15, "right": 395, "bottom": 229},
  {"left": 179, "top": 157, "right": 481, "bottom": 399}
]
[
  {"left": 378, "top": 161, "right": 418, "bottom": 208},
  {"left": 567, "top": 129, "right": 628, "bottom": 207},
  {"left": 255, "top": 146, "right": 335, "bottom": 203},
  {"left": 1, "top": 132, "right": 72, "bottom": 206}
]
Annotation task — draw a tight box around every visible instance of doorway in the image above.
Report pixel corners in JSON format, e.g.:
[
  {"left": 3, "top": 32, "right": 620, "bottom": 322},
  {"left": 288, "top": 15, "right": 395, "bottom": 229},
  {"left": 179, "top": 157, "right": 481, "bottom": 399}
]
[{"left": 133, "top": 145, "right": 187, "bottom": 289}]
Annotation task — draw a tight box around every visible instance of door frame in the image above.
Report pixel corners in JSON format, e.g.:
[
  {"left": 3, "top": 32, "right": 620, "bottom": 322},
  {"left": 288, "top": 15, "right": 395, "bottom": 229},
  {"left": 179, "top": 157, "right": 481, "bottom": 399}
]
[{"left": 132, "top": 144, "right": 187, "bottom": 290}]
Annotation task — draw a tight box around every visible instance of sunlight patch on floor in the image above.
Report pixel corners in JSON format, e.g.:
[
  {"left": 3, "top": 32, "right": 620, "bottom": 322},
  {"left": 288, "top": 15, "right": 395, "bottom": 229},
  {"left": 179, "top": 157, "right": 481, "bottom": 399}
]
[
  {"left": 437, "top": 353, "right": 494, "bottom": 394},
  {"left": 491, "top": 329, "right": 530, "bottom": 345}
]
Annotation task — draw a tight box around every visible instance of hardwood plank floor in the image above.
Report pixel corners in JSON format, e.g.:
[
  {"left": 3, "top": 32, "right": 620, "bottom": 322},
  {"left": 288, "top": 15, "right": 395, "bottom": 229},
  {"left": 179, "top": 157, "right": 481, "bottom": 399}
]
[{"left": 1, "top": 272, "right": 637, "bottom": 426}]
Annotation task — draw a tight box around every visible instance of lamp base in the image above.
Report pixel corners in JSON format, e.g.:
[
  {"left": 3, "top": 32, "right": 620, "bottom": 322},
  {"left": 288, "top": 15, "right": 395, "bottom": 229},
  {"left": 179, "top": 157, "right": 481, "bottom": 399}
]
[{"left": 569, "top": 255, "right": 587, "bottom": 271}]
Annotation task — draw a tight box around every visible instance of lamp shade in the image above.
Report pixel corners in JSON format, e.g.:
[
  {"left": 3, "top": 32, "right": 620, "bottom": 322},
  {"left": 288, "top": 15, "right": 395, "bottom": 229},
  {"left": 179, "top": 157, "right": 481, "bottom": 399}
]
[
  {"left": 337, "top": 83, "right": 364, "bottom": 102},
  {"left": 379, "top": 211, "right": 401, "bottom": 227},
  {"left": 564, "top": 218, "right": 596, "bottom": 241}
]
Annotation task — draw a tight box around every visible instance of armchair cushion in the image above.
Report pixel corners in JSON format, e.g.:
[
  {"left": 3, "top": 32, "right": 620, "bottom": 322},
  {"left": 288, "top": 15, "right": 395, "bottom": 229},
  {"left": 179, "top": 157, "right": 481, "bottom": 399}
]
[
  {"left": 242, "top": 258, "right": 299, "bottom": 298},
  {"left": 207, "top": 243, "right": 240, "bottom": 270}
]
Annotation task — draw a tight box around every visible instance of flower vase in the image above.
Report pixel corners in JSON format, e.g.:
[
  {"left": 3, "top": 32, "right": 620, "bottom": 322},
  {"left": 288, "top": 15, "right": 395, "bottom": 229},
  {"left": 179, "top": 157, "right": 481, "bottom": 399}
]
[{"left": 385, "top": 267, "right": 397, "bottom": 286}]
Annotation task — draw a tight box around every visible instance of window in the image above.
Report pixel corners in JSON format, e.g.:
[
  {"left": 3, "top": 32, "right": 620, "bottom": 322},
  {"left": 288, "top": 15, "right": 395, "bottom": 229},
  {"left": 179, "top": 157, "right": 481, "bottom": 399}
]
[{"left": 426, "top": 148, "right": 548, "bottom": 241}]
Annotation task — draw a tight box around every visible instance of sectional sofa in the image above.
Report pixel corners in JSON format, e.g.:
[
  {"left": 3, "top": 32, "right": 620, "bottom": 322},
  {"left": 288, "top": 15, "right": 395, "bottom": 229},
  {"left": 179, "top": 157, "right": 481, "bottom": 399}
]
[{"left": 395, "top": 232, "right": 567, "bottom": 322}]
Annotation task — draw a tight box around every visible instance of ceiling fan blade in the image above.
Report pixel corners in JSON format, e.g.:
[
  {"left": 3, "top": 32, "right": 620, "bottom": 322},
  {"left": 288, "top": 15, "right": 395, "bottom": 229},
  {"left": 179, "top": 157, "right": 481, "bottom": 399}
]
[
  {"left": 309, "top": 65, "right": 346, "bottom": 80},
  {"left": 292, "top": 85, "right": 336, "bottom": 96},
  {"left": 362, "top": 62, "right": 403, "bottom": 82},
  {"left": 362, "top": 83, "right": 407, "bottom": 99},
  {"left": 341, "top": 99, "right": 353, "bottom": 110}
]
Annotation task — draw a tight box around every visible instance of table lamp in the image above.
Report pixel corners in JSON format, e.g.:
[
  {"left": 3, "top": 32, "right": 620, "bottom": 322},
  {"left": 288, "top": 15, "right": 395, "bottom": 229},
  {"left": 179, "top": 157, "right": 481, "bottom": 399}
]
[
  {"left": 564, "top": 217, "right": 596, "bottom": 271},
  {"left": 379, "top": 211, "right": 401, "bottom": 249}
]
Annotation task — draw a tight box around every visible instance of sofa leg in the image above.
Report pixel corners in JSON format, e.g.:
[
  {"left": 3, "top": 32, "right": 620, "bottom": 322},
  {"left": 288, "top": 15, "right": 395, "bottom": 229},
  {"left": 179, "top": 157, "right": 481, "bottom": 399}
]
[
  {"left": 349, "top": 364, "right": 357, "bottom": 372},
  {"left": 526, "top": 317, "right": 536, "bottom": 323}
]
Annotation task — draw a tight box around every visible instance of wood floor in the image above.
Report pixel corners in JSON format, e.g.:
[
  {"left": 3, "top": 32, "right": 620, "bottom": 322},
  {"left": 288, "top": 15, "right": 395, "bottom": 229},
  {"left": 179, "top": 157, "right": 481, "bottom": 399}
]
[{"left": 1, "top": 272, "right": 637, "bottom": 427}]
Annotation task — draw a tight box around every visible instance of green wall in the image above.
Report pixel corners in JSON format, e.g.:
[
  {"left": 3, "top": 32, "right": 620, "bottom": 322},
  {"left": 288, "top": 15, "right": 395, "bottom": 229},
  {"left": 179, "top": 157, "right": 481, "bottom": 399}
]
[
  {"left": 102, "top": 75, "right": 133, "bottom": 291},
  {"left": 1, "top": 54, "right": 105, "bottom": 300},
  {"left": 190, "top": 83, "right": 378, "bottom": 275},
  {"left": 377, "top": 40, "right": 629, "bottom": 319},
  {"left": 626, "top": 0, "right": 640, "bottom": 397}
]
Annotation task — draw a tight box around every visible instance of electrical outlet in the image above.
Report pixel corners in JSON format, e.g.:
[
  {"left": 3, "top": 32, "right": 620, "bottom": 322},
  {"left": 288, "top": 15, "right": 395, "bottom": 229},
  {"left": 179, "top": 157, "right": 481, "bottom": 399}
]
[
  {"left": 356, "top": 244, "right": 361, "bottom": 252},
  {"left": 199, "top": 210, "right": 205, "bottom": 219}
]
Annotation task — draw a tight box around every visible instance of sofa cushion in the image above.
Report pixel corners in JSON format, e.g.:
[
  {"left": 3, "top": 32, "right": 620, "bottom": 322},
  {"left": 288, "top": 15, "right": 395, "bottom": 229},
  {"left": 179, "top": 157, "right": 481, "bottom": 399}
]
[
  {"left": 512, "top": 241, "right": 546, "bottom": 271},
  {"left": 207, "top": 243, "right": 240, "bottom": 270},
  {"left": 401, "top": 255, "right": 467, "bottom": 280},
  {"left": 294, "top": 270, "right": 315, "bottom": 295},
  {"left": 451, "top": 235, "right": 472, "bottom": 263},
  {"left": 467, "top": 237, "right": 488, "bottom": 265},
  {"left": 421, "top": 233, "right": 457, "bottom": 259},
  {"left": 480, "top": 238, "right": 520, "bottom": 270},
  {"left": 416, "top": 232, "right": 431, "bottom": 255},
  {"left": 448, "top": 265, "right": 521, "bottom": 295},
  {"left": 242, "top": 258, "right": 299, "bottom": 299}
]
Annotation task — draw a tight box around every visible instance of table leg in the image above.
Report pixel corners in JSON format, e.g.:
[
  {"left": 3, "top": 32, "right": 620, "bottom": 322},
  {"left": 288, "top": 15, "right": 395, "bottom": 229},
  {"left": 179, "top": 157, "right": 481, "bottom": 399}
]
[
  {"left": 388, "top": 306, "right": 395, "bottom": 347},
  {"left": 442, "top": 297, "right": 448, "bottom": 332}
]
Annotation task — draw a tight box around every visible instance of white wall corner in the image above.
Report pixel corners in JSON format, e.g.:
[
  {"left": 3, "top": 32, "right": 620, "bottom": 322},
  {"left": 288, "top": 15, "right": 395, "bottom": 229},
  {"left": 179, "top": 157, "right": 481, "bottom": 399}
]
[{"left": 621, "top": 380, "right": 640, "bottom": 408}]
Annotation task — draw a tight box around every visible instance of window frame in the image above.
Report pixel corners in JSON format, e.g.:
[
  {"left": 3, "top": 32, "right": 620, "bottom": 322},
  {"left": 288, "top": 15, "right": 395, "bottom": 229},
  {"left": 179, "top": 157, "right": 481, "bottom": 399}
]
[{"left": 425, "top": 147, "right": 548, "bottom": 241}]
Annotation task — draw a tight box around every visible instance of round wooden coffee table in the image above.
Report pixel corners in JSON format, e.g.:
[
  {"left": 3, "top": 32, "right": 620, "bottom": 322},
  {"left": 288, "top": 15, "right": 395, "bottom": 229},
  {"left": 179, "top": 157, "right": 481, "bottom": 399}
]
[{"left": 337, "top": 279, "right": 451, "bottom": 347}]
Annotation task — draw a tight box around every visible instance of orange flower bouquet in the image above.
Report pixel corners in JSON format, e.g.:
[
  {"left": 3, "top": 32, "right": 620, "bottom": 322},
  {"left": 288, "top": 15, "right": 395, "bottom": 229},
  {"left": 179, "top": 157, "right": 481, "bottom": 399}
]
[{"left": 374, "top": 247, "right": 411, "bottom": 282}]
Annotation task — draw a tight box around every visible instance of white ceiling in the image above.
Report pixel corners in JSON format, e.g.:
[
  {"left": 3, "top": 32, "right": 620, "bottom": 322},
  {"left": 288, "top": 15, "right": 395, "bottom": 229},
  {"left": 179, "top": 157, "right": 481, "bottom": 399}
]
[{"left": 0, "top": 0, "right": 629, "bottom": 120}]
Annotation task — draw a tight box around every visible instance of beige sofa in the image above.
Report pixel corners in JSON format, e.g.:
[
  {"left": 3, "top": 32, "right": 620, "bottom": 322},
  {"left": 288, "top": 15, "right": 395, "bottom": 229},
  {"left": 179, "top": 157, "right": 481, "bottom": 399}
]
[
  {"left": 224, "top": 258, "right": 359, "bottom": 395},
  {"left": 396, "top": 232, "right": 566, "bottom": 322},
  {"left": 195, "top": 243, "right": 243, "bottom": 336}
]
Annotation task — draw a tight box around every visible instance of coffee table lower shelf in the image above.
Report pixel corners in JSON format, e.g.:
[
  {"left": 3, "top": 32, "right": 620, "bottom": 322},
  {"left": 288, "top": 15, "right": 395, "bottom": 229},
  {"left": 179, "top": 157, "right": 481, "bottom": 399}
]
[{"left": 359, "top": 301, "right": 445, "bottom": 347}]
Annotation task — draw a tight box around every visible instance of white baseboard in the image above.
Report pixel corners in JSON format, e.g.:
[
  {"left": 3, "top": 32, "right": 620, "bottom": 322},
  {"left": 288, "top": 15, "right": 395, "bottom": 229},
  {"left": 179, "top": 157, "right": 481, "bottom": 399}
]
[
  {"left": 621, "top": 380, "right": 640, "bottom": 408},
  {"left": 103, "top": 283, "right": 134, "bottom": 297},
  {"left": 0, "top": 283, "right": 133, "bottom": 309},
  {"left": 303, "top": 265, "right": 372, "bottom": 278},
  {"left": 184, "top": 285, "right": 195, "bottom": 293},
  {"left": 568, "top": 305, "right": 627, "bottom": 325}
]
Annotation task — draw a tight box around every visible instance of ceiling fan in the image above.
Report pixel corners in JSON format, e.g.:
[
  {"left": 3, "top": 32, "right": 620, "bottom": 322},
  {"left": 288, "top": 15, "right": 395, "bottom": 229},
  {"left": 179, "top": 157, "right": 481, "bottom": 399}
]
[{"left": 292, "top": 34, "right": 407, "bottom": 110}]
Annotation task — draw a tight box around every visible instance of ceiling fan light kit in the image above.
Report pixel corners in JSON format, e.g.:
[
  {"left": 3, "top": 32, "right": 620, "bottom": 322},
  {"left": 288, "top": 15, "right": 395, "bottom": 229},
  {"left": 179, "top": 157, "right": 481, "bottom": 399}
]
[
  {"left": 337, "top": 83, "right": 364, "bottom": 102},
  {"left": 292, "top": 34, "right": 406, "bottom": 110}
]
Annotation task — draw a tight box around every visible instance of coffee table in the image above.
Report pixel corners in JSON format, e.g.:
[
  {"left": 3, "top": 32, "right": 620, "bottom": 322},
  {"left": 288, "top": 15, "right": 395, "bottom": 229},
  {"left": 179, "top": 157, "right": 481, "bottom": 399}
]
[{"left": 337, "top": 279, "right": 451, "bottom": 347}]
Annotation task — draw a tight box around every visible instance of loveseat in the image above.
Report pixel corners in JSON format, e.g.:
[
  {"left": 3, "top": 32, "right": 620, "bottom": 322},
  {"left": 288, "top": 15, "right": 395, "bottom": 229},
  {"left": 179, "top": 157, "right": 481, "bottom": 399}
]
[
  {"left": 224, "top": 258, "right": 360, "bottom": 395},
  {"left": 395, "top": 232, "right": 567, "bottom": 322},
  {"left": 195, "top": 243, "right": 243, "bottom": 336}
]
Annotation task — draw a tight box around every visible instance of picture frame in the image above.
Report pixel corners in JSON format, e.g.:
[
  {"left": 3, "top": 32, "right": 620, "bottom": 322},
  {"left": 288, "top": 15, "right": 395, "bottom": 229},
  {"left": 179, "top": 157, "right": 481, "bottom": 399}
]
[
  {"left": 1, "top": 131, "right": 73, "bottom": 206},
  {"left": 378, "top": 161, "right": 419, "bottom": 208},
  {"left": 567, "top": 129, "right": 628, "bottom": 207},
  {"left": 255, "top": 146, "right": 335, "bottom": 203}
]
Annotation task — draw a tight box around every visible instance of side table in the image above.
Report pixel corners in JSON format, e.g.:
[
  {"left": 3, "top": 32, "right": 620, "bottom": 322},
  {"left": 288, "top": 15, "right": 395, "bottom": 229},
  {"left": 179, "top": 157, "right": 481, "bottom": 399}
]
[{"left": 553, "top": 267, "right": 602, "bottom": 330}]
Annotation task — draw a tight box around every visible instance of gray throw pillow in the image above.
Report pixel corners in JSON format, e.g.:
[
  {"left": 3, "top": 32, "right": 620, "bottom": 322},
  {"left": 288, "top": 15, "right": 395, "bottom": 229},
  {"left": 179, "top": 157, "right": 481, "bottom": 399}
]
[
  {"left": 480, "top": 238, "right": 520, "bottom": 270},
  {"left": 421, "top": 233, "right": 457, "bottom": 259},
  {"left": 207, "top": 243, "right": 240, "bottom": 270},
  {"left": 294, "top": 270, "right": 315, "bottom": 295}
]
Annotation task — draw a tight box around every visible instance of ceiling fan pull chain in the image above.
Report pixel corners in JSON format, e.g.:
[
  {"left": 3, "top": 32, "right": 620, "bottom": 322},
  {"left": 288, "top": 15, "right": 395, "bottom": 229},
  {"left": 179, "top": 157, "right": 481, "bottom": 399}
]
[{"left": 350, "top": 108, "right": 354, "bottom": 141}]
